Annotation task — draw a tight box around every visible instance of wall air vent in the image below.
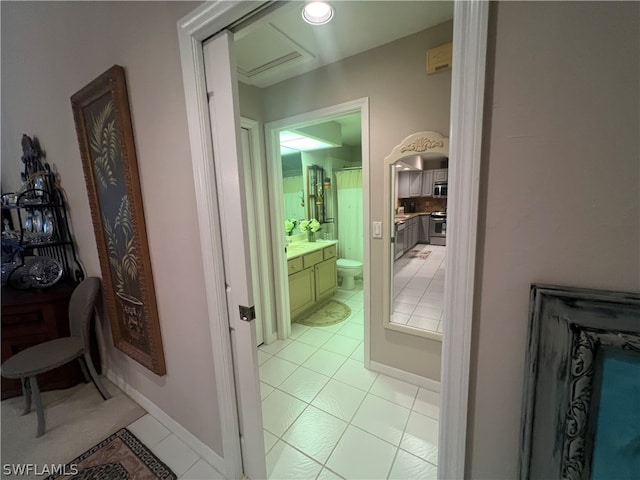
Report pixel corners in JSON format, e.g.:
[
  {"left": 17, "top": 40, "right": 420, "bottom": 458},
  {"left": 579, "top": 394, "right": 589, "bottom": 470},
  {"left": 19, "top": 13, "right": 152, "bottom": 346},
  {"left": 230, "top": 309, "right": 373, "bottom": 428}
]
[{"left": 426, "top": 42, "right": 452, "bottom": 74}]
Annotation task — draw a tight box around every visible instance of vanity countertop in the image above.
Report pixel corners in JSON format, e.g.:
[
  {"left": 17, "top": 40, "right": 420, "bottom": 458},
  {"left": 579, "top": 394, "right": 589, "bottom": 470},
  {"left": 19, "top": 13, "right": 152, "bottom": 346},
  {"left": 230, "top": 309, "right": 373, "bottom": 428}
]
[{"left": 286, "top": 240, "right": 338, "bottom": 260}]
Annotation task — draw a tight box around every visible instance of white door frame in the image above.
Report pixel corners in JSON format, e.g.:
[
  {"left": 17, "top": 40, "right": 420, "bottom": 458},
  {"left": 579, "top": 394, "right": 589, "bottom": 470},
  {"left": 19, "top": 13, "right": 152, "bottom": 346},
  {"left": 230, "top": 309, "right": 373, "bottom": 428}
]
[
  {"left": 264, "top": 99, "right": 370, "bottom": 366},
  {"left": 178, "top": 1, "right": 488, "bottom": 478}
]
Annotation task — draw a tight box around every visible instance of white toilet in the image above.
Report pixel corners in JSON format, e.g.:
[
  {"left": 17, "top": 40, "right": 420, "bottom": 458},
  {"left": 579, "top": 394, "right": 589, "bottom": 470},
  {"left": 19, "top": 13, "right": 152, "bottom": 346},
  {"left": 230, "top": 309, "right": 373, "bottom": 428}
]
[{"left": 336, "top": 259, "right": 363, "bottom": 290}]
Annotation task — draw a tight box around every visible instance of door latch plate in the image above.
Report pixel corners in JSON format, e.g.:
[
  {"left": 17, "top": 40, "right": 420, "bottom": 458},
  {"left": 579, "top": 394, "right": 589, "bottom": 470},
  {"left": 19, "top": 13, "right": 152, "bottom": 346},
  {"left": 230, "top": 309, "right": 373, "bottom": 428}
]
[{"left": 239, "top": 305, "right": 256, "bottom": 322}]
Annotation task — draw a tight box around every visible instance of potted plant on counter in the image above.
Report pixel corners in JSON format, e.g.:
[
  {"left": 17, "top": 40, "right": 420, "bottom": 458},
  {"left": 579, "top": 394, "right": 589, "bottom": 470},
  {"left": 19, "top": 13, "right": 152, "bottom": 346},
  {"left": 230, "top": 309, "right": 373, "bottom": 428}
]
[{"left": 299, "top": 218, "right": 321, "bottom": 242}]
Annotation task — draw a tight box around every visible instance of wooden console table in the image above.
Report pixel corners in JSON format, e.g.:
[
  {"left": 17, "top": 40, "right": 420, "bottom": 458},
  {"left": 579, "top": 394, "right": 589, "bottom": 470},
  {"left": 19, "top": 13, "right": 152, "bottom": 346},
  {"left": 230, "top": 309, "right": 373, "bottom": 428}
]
[{"left": 1, "top": 283, "right": 100, "bottom": 399}]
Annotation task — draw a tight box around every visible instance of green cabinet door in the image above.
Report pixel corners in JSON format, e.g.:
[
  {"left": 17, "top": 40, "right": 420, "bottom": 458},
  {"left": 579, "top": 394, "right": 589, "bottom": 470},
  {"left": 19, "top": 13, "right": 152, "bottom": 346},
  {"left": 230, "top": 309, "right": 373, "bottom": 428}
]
[
  {"left": 289, "top": 267, "right": 315, "bottom": 319},
  {"left": 314, "top": 258, "right": 337, "bottom": 302}
]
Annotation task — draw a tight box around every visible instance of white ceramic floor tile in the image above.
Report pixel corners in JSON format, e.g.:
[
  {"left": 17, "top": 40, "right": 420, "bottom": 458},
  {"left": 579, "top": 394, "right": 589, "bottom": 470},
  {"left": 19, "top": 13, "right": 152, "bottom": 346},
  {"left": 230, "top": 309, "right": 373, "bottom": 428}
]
[
  {"left": 347, "top": 310, "right": 364, "bottom": 325},
  {"left": 395, "top": 293, "right": 421, "bottom": 305},
  {"left": 400, "top": 411, "right": 439, "bottom": 465},
  {"left": 180, "top": 459, "right": 225, "bottom": 480},
  {"left": 315, "top": 322, "right": 348, "bottom": 333},
  {"left": 261, "top": 389, "right": 307, "bottom": 436},
  {"left": 302, "top": 348, "right": 348, "bottom": 377},
  {"left": 394, "top": 302, "right": 416, "bottom": 315},
  {"left": 389, "top": 449, "right": 437, "bottom": 480},
  {"left": 259, "top": 356, "right": 299, "bottom": 387},
  {"left": 266, "top": 440, "right": 322, "bottom": 480},
  {"left": 278, "top": 366, "right": 330, "bottom": 403},
  {"left": 290, "top": 322, "right": 310, "bottom": 339},
  {"left": 336, "top": 322, "right": 363, "bottom": 341},
  {"left": 322, "top": 335, "right": 360, "bottom": 357},
  {"left": 276, "top": 341, "right": 318, "bottom": 365},
  {"left": 349, "top": 342, "right": 364, "bottom": 362},
  {"left": 391, "top": 312, "right": 411, "bottom": 325},
  {"left": 370, "top": 375, "right": 419, "bottom": 409},
  {"left": 316, "top": 468, "right": 344, "bottom": 480},
  {"left": 258, "top": 349, "right": 272, "bottom": 366},
  {"left": 412, "top": 305, "right": 442, "bottom": 319},
  {"left": 352, "top": 394, "right": 410, "bottom": 445},
  {"left": 296, "top": 328, "right": 334, "bottom": 347},
  {"left": 259, "top": 338, "right": 292, "bottom": 355},
  {"left": 333, "top": 359, "right": 378, "bottom": 392},
  {"left": 326, "top": 426, "right": 396, "bottom": 480},
  {"left": 311, "top": 379, "right": 367, "bottom": 422},
  {"left": 407, "top": 315, "right": 439, "bottom": 331},
  {"left": 401, "top": 287, "right": 428, "bottom": 297},
  {"left": 152, "top": 434, "right": 199, "bottom": 476},
  {"left": 127, "top": 414, "right": 170, "bottom": 448},
  {"left": 413, "top": 388, "right": 440, "bottom": 420},
  {"left": 264, "top": 429, "right": 278, "bottom": 454},
  {"left": 344, "top": 298, "right": 363, "bottom": 312},
  {"left": 283, "top": 405, "right": 348, "bottom": 463},
  {"left": 261, "top": 381, "right": 275, "bottom": 400}
]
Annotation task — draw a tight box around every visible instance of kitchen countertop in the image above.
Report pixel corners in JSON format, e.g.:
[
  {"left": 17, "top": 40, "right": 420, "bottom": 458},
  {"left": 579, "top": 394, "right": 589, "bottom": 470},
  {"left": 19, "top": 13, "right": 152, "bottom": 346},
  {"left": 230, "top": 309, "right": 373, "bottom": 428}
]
[
  {"left": 394, "top": 212, "right": 437, "bottom": 224},
  {"left": 286, "top": 239, "right": 338, "bottom": 260}
]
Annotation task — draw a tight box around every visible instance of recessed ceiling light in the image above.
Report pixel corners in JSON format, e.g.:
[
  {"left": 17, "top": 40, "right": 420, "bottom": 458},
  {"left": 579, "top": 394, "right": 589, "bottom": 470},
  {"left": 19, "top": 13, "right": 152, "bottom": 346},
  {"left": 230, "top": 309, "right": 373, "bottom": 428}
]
[{"left": 302, "top": 2, "right": 334, "bottom": 25}]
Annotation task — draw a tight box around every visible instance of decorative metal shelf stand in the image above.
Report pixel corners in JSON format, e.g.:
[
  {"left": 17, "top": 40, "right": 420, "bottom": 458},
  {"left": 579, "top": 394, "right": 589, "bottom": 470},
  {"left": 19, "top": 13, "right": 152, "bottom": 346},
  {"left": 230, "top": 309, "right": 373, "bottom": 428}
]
[{"left": 1, "top": 135, "right": 84, "bottom": 288}]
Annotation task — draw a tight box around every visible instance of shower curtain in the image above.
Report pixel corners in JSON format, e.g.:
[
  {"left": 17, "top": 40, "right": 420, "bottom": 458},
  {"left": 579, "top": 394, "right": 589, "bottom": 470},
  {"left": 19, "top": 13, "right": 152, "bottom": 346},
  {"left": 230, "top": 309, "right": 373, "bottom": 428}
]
[{"left": 335, "top": 169, "right": 363, "bottom": 262}]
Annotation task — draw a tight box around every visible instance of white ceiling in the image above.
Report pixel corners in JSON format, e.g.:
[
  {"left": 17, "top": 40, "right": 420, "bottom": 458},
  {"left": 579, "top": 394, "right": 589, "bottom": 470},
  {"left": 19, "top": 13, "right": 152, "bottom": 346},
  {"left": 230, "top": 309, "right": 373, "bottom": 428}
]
[
  {"left": 234, "top": 1, "right": 454, "bottom": 90},
  {"left": 234, "top": 1, "right": 453, "bottom": 149}
]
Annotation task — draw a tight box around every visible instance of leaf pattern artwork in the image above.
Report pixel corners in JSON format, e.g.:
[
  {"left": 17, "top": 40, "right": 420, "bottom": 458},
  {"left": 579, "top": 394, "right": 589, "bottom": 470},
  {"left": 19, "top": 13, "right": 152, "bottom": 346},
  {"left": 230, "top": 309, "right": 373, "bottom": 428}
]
[
  {"left": 103, "top": 196, "right": 138, "bottom": 295},
  {"left": 90, "top": 101, "right": 118, "bottom": 190}
]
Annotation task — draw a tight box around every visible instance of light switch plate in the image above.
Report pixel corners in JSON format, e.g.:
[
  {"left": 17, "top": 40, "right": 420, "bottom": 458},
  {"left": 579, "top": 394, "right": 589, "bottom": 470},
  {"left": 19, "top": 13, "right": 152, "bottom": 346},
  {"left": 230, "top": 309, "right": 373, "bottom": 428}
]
[{"left": 373, "top": 221, "right": 382, "bottom": 238}]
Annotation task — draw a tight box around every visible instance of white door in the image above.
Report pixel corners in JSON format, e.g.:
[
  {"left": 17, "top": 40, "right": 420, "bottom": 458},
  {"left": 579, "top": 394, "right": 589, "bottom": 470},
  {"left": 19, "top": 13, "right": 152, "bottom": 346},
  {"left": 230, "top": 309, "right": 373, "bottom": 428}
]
[
  {"left": 203, "top": 31, "right": 266, "bottom": 479},
  {"left": 240, "top": 124, "right": 264, "bottom": 346}
]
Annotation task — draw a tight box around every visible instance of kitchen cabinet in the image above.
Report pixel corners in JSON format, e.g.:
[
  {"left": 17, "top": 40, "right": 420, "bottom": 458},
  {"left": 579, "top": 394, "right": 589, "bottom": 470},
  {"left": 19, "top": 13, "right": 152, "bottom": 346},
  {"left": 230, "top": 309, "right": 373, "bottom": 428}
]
[
  {"left": 419, "top": 215, "right": 430, "bottom": 243},
  {"left": 397, "top": 171, "right": 423, "bottom": 198},
  {"left": 433, "top": 169, "right": 448, "bottom": 182},
  {"left": 421, "top": 170, "right": 434, "bottom": 196},
  {"left": 409, "top": 172, "right": 423, "bottom": 197},
  {"left": 397, "top": 171, "right": 410, "bottom": 198},
  {"left": 288, "top": 244, "right": 337, "bottom": 320},
  {"left": 403, "top": 216, "right": 419, "bottom": 252}
]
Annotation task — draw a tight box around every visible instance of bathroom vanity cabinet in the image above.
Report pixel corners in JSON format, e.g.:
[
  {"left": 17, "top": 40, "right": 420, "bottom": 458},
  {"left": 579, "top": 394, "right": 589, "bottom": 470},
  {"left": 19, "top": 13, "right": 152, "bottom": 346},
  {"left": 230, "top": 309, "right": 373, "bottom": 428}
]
[{"left": 287, "top": 242, "right": 337, "bottom": 320}]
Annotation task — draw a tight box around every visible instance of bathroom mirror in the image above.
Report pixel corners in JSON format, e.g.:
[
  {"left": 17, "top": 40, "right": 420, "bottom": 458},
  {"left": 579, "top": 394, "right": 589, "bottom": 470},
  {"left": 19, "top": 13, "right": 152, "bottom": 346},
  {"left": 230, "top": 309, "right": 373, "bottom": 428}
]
[
  {"left": 281, "top": 152, "right": 305, "bottom": 234},
  {"left": 382, "top": 131, "right": 449, "bottom": 341}
]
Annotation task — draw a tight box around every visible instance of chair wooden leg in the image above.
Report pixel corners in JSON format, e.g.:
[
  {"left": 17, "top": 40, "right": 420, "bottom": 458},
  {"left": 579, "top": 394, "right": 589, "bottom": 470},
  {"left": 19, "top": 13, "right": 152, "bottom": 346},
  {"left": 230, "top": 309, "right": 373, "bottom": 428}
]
[
  {"left": 29, "top": 376, "right": 45, "bottom": 437},
  {"left": 82, "top": 353, "right": 111, "bottom": 400},
  {"left": 78, "top": 357, "right": 91, "bottom": 383},
  {"left": 21, "top": 377, "right": 32, "bottom": 415}
]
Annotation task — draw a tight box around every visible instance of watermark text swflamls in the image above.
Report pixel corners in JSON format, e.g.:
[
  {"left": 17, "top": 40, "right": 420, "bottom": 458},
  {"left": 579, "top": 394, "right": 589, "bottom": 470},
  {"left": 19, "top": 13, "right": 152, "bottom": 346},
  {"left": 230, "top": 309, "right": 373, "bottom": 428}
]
[{"left": 3, "top": 464, "right": 79, "bottom": 477}]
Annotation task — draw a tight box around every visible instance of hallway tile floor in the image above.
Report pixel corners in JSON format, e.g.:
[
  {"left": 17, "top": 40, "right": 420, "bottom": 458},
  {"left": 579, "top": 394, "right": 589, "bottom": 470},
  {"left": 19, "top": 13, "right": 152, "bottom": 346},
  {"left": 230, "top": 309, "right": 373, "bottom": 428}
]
[
  {"left": 392, "top": 244, "right": 446, "bottom": 334},
  {"left": 120, "top": 280, "right": 439, "bottom": 479},
  {"left": 259, "top": 283, "right": 440, "bottom": 480}
]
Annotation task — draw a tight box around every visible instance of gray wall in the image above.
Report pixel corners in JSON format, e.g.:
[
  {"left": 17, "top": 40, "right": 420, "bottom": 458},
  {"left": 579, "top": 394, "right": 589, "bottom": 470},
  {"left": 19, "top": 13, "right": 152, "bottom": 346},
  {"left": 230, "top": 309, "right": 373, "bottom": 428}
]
[
  {"left": 249, "top": 21, "right": 454, "bottom": 381},
  {"left": 467, "top": 2, "right": 640, "bottom": 477},
  {"left": 1, "top": 1, "right": 223, "bottom": 455}
]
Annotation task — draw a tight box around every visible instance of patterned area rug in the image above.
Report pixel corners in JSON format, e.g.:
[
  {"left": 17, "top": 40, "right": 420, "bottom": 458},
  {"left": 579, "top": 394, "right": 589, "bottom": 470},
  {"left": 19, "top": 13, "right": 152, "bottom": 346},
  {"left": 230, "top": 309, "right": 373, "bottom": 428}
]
[
  {"left": 408, "top": 249, "right": 432, "bottom": 259},
  {"left": 46, "top": 428, "right": 176, "bottom": 480},
  {"left": 296, "top": 299, "right": 351, "bottom": 327}
]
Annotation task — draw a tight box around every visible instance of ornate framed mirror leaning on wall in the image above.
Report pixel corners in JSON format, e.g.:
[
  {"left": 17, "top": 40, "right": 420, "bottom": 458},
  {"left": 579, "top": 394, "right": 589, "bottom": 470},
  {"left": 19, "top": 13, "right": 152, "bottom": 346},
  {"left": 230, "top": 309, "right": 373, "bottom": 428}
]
[{"left": 382, "top": 131, "right": 449, "bottom": 341}]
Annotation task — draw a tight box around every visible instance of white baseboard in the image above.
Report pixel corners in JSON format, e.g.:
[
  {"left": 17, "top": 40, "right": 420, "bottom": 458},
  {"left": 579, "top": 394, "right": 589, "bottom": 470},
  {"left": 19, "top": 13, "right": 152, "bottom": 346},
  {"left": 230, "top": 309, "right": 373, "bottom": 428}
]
[
  {"left": 368, "top": 361, "right": 441, "bottom": 393},
  {"left": 105, "top": 368, "right": 227, "bottom": 476}
]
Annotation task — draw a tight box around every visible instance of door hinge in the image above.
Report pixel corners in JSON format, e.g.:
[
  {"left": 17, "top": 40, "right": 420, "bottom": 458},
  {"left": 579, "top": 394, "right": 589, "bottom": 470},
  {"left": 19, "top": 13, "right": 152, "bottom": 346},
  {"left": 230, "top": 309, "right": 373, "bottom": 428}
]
[{"left": 239, "top": 305, "right": 256, "bottom": 322}]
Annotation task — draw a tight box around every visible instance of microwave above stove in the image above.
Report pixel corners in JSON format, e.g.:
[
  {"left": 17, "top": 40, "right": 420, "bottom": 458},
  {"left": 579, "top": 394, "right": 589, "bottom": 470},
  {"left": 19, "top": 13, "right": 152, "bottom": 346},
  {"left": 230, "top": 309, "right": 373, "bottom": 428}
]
[{"left": 433, "top": 182, "right": 448, "bottom": 198}]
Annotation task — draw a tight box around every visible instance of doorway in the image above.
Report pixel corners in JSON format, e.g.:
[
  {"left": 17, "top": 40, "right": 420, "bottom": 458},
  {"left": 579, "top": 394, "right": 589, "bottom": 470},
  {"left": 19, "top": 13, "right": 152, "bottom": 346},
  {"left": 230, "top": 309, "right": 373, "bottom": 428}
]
[{"left": 178, "top": 2, "right": 488, "bottom": 479}]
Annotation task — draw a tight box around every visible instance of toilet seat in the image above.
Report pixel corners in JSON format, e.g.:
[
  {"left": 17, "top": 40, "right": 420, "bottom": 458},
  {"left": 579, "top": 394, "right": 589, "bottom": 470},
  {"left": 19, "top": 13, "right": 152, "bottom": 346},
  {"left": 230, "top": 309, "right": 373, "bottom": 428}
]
[{"left": 337, "top": 259, "right": 362, "bottom": 268}]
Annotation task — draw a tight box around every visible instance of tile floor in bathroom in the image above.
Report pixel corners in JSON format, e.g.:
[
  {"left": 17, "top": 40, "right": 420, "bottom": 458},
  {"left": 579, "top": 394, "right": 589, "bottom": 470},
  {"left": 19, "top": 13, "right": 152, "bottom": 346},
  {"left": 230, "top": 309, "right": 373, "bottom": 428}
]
[
  {"left": 258, "top": 282, "right": 440, "bottom": 480},
  {"left": 392, "top": 244, "right": 446, "bottom": 334}
]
